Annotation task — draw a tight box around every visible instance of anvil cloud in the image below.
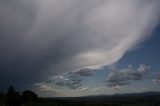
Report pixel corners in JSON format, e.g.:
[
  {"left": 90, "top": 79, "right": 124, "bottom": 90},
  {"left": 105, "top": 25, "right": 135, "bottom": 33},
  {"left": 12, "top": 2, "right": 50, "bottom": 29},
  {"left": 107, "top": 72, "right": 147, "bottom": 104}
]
[{"left": 0, "top": 0, "right": 159, "bottom": 87}]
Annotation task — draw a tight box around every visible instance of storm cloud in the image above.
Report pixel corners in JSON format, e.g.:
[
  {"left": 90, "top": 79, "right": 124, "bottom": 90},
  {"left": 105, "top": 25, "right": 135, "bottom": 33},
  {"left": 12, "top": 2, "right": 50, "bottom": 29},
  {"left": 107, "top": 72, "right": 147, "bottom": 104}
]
[{"left": 0, "top": 0, "right": 160, "bottom": 88}]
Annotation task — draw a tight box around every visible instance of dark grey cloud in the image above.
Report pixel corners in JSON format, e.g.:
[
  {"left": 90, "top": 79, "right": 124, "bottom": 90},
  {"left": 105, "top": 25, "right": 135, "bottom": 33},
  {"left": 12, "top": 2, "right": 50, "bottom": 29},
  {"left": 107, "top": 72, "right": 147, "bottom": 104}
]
[
  {"left": 44, "top": 68, "right": 93, "bottom": 89},
  {"left": 65, "top": 77, "right": 82, "bottom": 89},
  {"left": 106, "top": 65, "right": 150, "bottom": 87},
  {"left": 0, "top": 0, "right": 160, "bottom": 90},
  {"left": 0, "top": 1, "right": 44, "bottom": 88},
  {"left": 53, "top": 76, "right": 66, "bottom": 86},
  {"left": 69, "top": 68, "right": 93, "bottom": 76},
  {"left": 46, "top": 75, "right": 82, "bottom": 89}
]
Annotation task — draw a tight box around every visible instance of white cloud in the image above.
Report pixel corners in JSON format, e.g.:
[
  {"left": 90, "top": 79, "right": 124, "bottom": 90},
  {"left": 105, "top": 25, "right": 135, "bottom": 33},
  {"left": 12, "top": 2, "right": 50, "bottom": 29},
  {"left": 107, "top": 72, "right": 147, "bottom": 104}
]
[
  {"left": 32, "top": 0, "right": 159, "bottom": 74},
  {"left": 151, "top": 72, "right": 160, "bottom": 85},
  {"left": 152, "top": 73, "right": 160, "bottom": 85},
  {"left": 152, "top": 79, "right": 160, "bottom": 84},
  {"left": 110, "top": 85, "right": 122, "bottom": 90},
  {"left": 36, "top": 84, "right": 62, "bottom": 93},
  {"left": 92, "top": 87, "right": 108, "bottom": 91},
  {"left": 78, "top": 87, "right": 89, "bottom": 91}
]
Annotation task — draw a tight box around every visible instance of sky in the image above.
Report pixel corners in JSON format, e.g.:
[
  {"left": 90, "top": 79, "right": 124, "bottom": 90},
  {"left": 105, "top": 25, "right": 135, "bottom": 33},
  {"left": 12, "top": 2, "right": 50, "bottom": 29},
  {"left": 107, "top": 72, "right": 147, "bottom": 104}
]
[{"left": 0, "top": 0, "right": 160, "bottom": 97}]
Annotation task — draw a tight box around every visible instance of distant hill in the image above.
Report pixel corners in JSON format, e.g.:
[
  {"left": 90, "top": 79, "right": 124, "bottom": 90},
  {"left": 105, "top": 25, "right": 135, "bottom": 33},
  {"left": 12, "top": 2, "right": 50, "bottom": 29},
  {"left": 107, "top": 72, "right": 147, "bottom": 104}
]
[
  {"left": 53, "top": 91, "right": 160, "bottom": 99},
  {"left": 85, "top": 91, "right": 160, "bottom": 97},
  {"left": 53, "top": 91, "right": 160, "bottom": 103}
]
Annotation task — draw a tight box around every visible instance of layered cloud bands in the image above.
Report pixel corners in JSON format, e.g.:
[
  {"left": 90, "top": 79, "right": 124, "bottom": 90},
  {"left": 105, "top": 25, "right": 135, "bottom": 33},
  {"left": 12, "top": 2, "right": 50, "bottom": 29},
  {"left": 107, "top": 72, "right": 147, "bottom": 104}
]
[
  {"left": 106, "top": 65, "right": 150, "bottom": 87},
  {"left": 0, "top": 0, "right": 160, "bottom": 86}
]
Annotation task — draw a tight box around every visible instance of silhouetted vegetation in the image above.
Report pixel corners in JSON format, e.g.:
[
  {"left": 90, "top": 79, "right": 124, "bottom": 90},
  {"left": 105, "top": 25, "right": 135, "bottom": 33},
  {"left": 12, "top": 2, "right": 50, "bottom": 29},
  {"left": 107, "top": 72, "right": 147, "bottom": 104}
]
[
  {"left": 0, "top": 86, "right": 39, "bottom": 106},
  {"left": 0, "top": 86, "right": 160, "bottom": 106},
  {"left": 6, "top": 86, "right": 21, "bottom": 106},
  {"left": 22, "top": 90, "right": 38, "bottom": 102}
]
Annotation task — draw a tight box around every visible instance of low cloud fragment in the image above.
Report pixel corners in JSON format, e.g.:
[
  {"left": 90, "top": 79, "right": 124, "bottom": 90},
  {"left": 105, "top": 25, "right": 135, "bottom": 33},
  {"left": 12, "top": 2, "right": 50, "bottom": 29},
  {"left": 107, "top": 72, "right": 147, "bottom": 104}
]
[
  {"left": 69, "top": 68, "right": 93, "bottom": 76},
  {"left": 46, "top": 75, "right": 82, "bottom": 89},
  {"left": 65, "top": 75, "right": 82, "bottom": 89},
  {"left": 151, "top": 72, "right": 160, "bottom": 84},
  {"left": 106, "top": 64, "right": 150, "bottom": 87}
]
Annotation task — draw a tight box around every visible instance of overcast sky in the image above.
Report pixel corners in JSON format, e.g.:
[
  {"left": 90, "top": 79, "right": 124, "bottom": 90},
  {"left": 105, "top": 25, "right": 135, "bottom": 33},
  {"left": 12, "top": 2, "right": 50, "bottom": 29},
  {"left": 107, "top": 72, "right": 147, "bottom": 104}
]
[{"left": 0, "top": 0, "right": 160, "bottom": 97}]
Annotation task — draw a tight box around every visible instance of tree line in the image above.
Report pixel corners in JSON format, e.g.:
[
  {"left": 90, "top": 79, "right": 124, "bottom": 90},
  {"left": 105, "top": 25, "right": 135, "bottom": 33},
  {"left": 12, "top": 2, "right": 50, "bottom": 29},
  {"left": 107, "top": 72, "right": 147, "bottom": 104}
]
[{"left": 0, "top": 86, "right": 38, "bottom": 106}]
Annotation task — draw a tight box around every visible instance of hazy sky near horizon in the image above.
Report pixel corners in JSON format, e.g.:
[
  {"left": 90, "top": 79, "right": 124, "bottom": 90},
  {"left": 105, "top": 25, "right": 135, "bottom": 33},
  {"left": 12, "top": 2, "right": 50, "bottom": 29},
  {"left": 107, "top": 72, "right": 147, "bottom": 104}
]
[{"left": 0, "top": 0, "right": 160, "bottom": 97}]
